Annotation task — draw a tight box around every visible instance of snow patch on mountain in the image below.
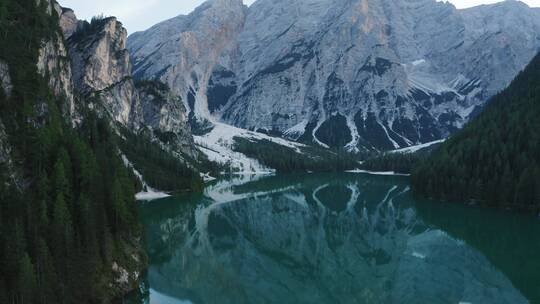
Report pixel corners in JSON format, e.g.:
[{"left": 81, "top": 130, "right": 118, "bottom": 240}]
[
  {"left": 121, "top": 154, "right": 171, "bottom": 201},
  {"left": 128, "top": 0, "right": 540, "bottom": 152},
  {"left": 345, "top": 116, "right": 361, "bottom": 153},
  {"left": 283, "top": 120, "right": 309, "bottom": 140},
  {"left": 390, "top": 139, "right": 446, "bottom": 154},
  {"left": 195, "top": 123, "right": 306, "bottom": 173}
]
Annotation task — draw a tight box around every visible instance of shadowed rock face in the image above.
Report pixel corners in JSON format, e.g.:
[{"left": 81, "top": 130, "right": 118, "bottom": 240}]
[
  {"left": 140, "top": 174, "right": 528, "bottom": 304},
  {"left": 0, "top": 61, "right": 12, "bottom": 98},
  {"left": 35, "top": 1, "right": 75, "bottom": 117},
  {"left": 0, "top": 62, "right": 13, "bottom": 179},
  {"left": 136, "top": 81, "right": 198, "bottom": 157},
  {"left": 128, "top": 0, "right": 540, "bottom": 151}
]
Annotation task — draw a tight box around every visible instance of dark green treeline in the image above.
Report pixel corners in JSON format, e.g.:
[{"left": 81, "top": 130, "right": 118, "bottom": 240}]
[
  {"left": 412, "top": 51, "right": 540, "bottom": 213},
  {"left": 0, "top": 1, "right": 142, "bottom": 303}
]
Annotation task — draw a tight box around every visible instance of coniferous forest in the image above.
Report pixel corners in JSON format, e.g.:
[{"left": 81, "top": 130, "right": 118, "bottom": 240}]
[
  {"left": 120, "top": 129, "right": 203, "bottom": 192},
  {"left": 0, "top": 1, "right": 143, "bottom": 303},
  {"left": 411, "top": 51, "right": 540, "bottom": 213},
  {"left": 233, "top": 137, "right": 360, "bottom": 173},
  {"left": 3, "top": 0, "right": 540, "bottom": 303},
  {"left": 360, "top": 152, "right": 426, "bottom": 174}
]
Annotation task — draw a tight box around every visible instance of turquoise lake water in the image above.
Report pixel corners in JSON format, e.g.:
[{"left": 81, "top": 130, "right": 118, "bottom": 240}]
[{"left": 128, "top": 173, "right": 540, "bottom": 304}]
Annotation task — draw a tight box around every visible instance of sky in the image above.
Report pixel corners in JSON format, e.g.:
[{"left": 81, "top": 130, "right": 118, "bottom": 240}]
[{"left": 57, "top": 0, "right": 540, "bottom": 34}]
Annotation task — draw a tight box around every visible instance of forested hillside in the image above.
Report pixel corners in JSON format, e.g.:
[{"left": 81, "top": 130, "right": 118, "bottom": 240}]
[
  {"left": 233, "top": 137, "right": 360, "bottom": 173},
  {"left": 412, "top": 51, "right": 540, "bottom": 213},
  {"left": 0, "top": 1, "right": 142, "bottom": 302}
]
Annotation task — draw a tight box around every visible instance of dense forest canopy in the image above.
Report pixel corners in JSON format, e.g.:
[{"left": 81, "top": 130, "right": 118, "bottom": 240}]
[
  {"left": 412, "top": 51, "right": 540, "bottom": 213},
  {"left": 0, "top": 1, "right": 142, "bottom": 303},
  {"left": 233, "top": 137, "right": 360, "bottom": 173}
]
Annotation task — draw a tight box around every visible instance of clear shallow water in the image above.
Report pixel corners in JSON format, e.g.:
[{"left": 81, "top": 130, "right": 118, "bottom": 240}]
[{"left": 128, "top": 173, "right": 540, "bottom": 304}]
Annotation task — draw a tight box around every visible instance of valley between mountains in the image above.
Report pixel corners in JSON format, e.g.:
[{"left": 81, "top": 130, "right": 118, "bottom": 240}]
[{"left": 1, "top": 0, "right": 540, "bottom": 303}]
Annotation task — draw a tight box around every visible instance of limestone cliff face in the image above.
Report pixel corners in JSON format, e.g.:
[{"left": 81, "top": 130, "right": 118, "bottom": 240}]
[
  {"left": 136, "top": 81, "right": 198, "bottom": 157},
  {"left": 59, "top": 8, "right": 198, "bottom": 158},
  {"left": 36, "top": 1, "right": 75, "bottom": 116},
  {"left": 59, "top": 8, "right": 80, "bottom": 39},
  {"left": 37, "top": 34, "right": 75, "bottom": 115},
  {"left": 223, "top": 0, "right": 540, "bottom": 151},
  {"left": 0, "top": 61, "right": 20, "bottom": 190},
  {"left": 0, "top": 119, "right": 19, "bottom": 190},
  {"left": 128, "top": 0, "right": 540, "bottom": 152},
  {"left": 66, "top": 16, "right": 142, "bottom": 127},
  {"left": 128, "top": 0, "right": 247, "bottom": 123}
]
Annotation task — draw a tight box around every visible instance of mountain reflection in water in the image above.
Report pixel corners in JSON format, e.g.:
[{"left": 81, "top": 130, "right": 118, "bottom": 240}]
[{"left": 130, "top": 173, "right": 538, "bottom": 304}]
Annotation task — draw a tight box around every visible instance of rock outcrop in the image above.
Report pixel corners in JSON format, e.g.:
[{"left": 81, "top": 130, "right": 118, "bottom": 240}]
[
  {"left": 128, "top": 0, "right": 247, "bottom": 125},
  {"left": 0, "top": 63, "right": 20, "bottom": 190},
  {"left": 0, "top": 61, "right": 12, "bottom": 98},
  {"left": 128, "top": 0, "right": 540, "bottom": 151},
  {"left": 59, "top": 8, "right": 80, "bottom": 39},
  {"left": 66, "top": 16, "right": 142, "bottom": 127},
  {"left": 58, "top": 8, "right": 199, "bottom": 158},
  {"left": 37, "top": 34, "right": 75, "bottom": 115},
  {"left": 136, "top": 80, "right": 198, "bottom": 157},
  {"left": 36, "top": 1, "right": 75, "bottom": 116},
  {"left": 0, "top": 119, "right": 20, "bottom": 190}
]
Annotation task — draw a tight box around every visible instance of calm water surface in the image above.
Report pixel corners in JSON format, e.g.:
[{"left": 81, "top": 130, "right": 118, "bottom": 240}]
[{"left": 128, "top": 173, "right": 540, "bottom": 304}]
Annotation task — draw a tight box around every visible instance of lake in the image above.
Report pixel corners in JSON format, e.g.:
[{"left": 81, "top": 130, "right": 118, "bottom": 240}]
[{"left": 127, "top": 173, "right": 540, "bottom": 304}]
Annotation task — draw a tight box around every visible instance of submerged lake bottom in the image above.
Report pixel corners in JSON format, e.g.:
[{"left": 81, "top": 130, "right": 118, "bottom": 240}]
[{"left": 127, "top": 173, "right": 540, "bottom": 304}]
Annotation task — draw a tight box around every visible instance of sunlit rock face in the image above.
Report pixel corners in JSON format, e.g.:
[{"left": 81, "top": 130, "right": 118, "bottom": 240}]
[
  {"left": 67, "top": 16, "right": 142, "bottom": 127},
  {"left": 128, "top": 0, "right": 540, "bottom": 151},
  {"left": 59, "top": 8, "right": 80, "bottom": 39},
  {"left": 128, "top": 0, "right": 247, "bottom": 124},
  {"left": 60, "top": 7, "right": 198, "bottom": 158},
  {"left": 143, "top": 175, "right": 527, "bottom": 304}
]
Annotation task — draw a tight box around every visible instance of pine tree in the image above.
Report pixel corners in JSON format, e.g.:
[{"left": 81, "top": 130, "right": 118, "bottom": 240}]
[
  {"left": 0, "top": 277, "right": 8, "bottom": 304},
  {"left": 515, "top": 169, "right": 535, "bottom": 206},
  {"left": 412, "top": 50, "right": 540, "bottom": 213},
  {"left": 17, "top": 252, "right": 37, "bottom": 304},
  {"left": 52, "top": 193, "right": 73, "bottom": 279},
  {"left": 0, "top": 1, "right": 7, "bottom": 39},
  {"left": 53, "top": 158, "right": 69, "bottom": 205},
  {"left": 35, "top": 238, "right": 58, "bottom": 304}
]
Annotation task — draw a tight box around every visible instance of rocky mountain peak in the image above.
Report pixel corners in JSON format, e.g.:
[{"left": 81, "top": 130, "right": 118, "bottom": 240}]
[
  {"left": 56, "top": 5, "right": 199, "bottom": 158},
  {"left": 59, "top": 8, "right": 81, "bottom": 39},
  {"left": 128, "top": 0, "right": 246, "bottom": 123},
  {"left": 66, "top": 15, "right": 138, "bottom": 127},
  {"left": 128, "top": 0, "right": 540, "bottom": 152}
]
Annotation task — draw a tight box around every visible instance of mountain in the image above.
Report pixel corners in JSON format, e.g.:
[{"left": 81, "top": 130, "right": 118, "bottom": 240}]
[
  {"left": 128, "top": 0, "right": 246, "bottom": 131},
  {"left": 411, "top": 50, "right": 540, "bottom": 214},
  {"left": 61, "top": 10, "right": 199, "bottom": 159},
  {"left": 128, "top": 0, "right": 540, "bottom": 152}
]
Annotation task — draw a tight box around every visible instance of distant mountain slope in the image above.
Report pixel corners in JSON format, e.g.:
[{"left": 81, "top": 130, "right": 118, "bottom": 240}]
[
  {"left": 411, "top": 51, "right": 540, "bottom": 213},
  {"left": 128, "top": 0, "right": 540, "bottom": 152}
]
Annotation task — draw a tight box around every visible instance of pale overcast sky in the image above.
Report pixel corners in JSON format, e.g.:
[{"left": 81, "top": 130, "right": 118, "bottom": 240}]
[{"left": 57, "top": 0, "right": 540, "bottom": 34}]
